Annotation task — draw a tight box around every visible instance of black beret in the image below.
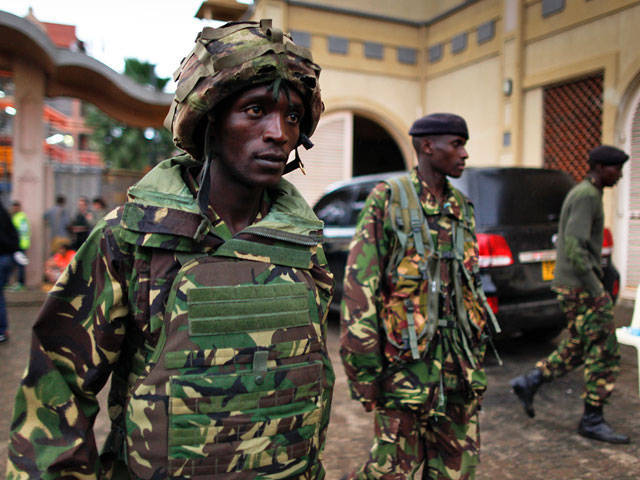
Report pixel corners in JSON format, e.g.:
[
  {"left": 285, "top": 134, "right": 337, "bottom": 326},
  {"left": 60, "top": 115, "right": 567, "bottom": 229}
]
[
  {"left": 588, "top": 145, "right": 629, "bottom": 166},
  {"left": 409, "top": 113, "right": 469, "bottom": 139}
]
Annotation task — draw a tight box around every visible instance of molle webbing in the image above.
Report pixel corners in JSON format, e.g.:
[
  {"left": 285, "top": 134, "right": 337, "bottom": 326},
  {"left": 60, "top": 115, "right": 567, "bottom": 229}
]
[
  {"left": 385, "top": 175, "right": 496, "bottom": 364},
  {"left": 188, "top": 283, "right": 309, "bottom": 336}
]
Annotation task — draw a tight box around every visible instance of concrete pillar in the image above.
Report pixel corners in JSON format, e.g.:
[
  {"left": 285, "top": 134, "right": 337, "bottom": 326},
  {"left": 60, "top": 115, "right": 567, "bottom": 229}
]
[{"left": 12, "top": 59, "right": 46, "bottom": 287}]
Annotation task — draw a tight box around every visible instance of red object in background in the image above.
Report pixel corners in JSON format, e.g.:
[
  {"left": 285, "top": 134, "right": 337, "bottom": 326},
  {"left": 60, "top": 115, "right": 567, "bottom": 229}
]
[{"left": 602, "top": 227, "right": 613, "bottom": 256}]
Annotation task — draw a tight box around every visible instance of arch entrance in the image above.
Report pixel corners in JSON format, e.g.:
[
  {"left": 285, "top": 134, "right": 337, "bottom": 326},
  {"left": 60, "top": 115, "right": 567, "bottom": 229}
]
[
  {"left": 287, "top": 109, "right": 408, "bottom": 206},
  {"left": 352, "top": 114, "right": 405, "bottom": 176}
]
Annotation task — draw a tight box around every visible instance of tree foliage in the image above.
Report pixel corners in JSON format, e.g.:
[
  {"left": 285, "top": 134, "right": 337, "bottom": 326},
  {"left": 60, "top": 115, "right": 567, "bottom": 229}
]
[{"left": 86, "top": 59, "right": 175, "bottom": 171}]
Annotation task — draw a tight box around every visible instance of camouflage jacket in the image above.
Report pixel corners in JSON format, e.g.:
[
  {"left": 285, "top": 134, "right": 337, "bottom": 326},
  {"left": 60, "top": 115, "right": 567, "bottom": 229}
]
[
  {"left": 552, "top": 178, "right": 605, "bottom": 296},
  {"left": 340, "top": 168, "right": 489, "bottom": 414},
  {"left": 7, "top": 155, "right": 334, "bottom": 479}
]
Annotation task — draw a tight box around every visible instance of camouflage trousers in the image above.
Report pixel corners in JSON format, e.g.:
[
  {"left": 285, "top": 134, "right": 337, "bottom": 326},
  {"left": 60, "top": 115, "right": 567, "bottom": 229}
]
[
  {"left": 345, "top": 393, "right": 480, "bottom": 480},
  {"left": 535, "top": 287, "right": 620, "bottom": 407}
]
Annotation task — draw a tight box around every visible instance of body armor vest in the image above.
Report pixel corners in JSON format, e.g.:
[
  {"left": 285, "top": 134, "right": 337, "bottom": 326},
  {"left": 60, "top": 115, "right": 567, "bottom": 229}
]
[{"left": 123, "top": 236, "right": 333, "bottom": 479}]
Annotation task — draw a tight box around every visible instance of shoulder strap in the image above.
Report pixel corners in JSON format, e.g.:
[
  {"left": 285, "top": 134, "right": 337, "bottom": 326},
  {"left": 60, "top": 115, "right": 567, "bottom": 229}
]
[
  {"left": 386, "top": 175, "right": 435, "bottom": 272},
  {"left": 385, "top": 175, "right": 441, "bottom": 359}
]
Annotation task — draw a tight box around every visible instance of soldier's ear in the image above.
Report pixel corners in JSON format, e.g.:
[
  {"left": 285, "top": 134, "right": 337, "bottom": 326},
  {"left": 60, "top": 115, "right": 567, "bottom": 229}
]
[{"left": 420, "top": 137, "right": 434, "bottom": 155}]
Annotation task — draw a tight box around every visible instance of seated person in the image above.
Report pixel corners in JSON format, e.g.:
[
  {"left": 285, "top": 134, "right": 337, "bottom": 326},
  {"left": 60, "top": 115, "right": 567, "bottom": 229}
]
[{"left": 44, "top": 238, "right": 76, "bottom": 284}]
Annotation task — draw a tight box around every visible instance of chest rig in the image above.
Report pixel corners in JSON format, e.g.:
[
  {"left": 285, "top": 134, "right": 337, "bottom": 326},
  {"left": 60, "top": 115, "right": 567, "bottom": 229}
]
[
  {"left": 381, "top": 175, "right": 500, "bottom": 364},
  {"left": 122, "top": 233, "right": 333, "bottom": 479}
]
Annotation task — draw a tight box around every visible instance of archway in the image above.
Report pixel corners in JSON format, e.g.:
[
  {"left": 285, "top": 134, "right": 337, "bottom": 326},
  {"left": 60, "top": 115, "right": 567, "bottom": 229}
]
[{"left": 352, "top": 114, "right": 405, "bottom": 176}]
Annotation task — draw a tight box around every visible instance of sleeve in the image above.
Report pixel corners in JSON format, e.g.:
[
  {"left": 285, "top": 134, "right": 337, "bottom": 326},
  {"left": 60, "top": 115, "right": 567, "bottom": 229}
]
[
  {"left": 7, "top": 221, "right": 131, "bottom": 479},
  {"left": 339, "top": 184, "right": 390, "bottom": 406},
  {"left": 562, "top": 195, "right": 603, "bottom": 295}
]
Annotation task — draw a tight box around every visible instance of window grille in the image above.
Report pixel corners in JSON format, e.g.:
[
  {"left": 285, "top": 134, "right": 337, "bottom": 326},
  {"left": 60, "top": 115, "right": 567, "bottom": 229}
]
[{"left": 543, "top": 73, "right": 603, "bottom": 181}]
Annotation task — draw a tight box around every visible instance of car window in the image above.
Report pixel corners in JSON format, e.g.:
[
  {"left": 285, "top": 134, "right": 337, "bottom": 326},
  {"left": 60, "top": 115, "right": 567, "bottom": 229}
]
[
  {"left": 314, "top": 189, "right": 355, "bottom": 227},
  {"left": 453, "top": 169, "right": 575, "bottom": 227}
]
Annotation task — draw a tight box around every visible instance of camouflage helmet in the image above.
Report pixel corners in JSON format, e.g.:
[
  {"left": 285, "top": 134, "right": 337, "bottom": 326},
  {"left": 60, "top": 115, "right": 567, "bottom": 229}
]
[{"left": 164, "top": 19, "right": 323, "bottom": 159}]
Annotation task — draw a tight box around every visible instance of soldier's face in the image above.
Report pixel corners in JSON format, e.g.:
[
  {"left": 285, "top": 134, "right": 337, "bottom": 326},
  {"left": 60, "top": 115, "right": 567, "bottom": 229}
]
[
  {"left": 212, "top": 84, "right": 304, "bottom": 188},
  {"left": 423, "top": 135, "right": 468, "bottom": 178},
  {"left": 599, "top": 163, "right": 623, "bottom": 187}
]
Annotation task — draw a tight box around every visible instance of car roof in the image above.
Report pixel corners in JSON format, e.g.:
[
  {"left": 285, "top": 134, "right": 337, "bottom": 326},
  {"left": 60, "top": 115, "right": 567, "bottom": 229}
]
[
  {"left": 320, "top": 167, "right": 571, "bottom": 196},
  {"left": 321, "top": 171, "right": 407, "bottom": 195}
]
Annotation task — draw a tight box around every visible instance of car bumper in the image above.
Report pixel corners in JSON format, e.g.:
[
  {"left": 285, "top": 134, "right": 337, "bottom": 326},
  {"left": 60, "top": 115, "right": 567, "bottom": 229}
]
[{"left": 494, "top": 297, "right": 565, "bottom": 335}]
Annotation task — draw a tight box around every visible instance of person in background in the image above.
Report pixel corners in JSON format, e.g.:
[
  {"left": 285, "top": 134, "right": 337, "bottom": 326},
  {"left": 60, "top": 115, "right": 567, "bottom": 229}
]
[
  {"left": 43, "top": 238, "right": 76, "bottom": 285},
  {"left": 340, "top": 113, "right": 500, "bottom": 479},
  {"left": 9, "top": 200, "right": 30, "bottom": 290},
  {"left": 510, "top": 145, "right": 630, "bottom": 445},
  {"left": 44, "top": 195, "right": 71, "bottom": 253},
  {"left": 90, "top": 197, "right": 108, "bottom": 227},
  {"left": 68, "top": 196, "right": 92, "bottom": 250},
  {"left": 0, "top": 201, "right": 19, "bottom": 343}
]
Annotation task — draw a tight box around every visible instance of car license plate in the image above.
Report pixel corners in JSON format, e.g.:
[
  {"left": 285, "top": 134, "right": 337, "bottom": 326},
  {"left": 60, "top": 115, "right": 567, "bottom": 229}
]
[{"left": 542, "top": 260, "right": 555, "bottom": 281}]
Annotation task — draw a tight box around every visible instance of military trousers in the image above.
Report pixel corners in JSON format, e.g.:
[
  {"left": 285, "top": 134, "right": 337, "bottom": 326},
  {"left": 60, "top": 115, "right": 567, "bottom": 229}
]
[
  {"left": 346, "top": 393, "right": 480, "bottom": 480},
  {"left": 536, "top": 287, "right": 620, "bottom": 407}
]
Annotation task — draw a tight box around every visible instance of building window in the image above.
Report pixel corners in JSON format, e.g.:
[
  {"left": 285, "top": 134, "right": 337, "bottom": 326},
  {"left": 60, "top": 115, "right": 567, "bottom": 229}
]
[
  {"left": 364, "top": 41, "right": 383, "bottom": 60},
  {"left": 290, "top": 30, "right": 311, "bottom": 49},
  {"left": 477, "top": 20, "right": 495, "bottom": 45},
  {"left": 397, "top": 47, "right": 417, "bottom": 65},
  {"left": 328, "top": 36, "right": 349, "bottom": 55},
  {"left": 451, "top": 32, "right": 467, "bottom": 54},
  {"left": 428, "top": 44, "right": 443, "bottom": 63},
  {"left": 502, "top": 132, "right": 511, "bottom": 147},
  {"left": 542, "top": 0, "right": 565, "bottom": 17}
]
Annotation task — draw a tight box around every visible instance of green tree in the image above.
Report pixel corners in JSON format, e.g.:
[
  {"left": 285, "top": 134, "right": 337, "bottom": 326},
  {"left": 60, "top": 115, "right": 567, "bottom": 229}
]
[{"left": 86, "top": 59, "right": 175, "bottom": 171}]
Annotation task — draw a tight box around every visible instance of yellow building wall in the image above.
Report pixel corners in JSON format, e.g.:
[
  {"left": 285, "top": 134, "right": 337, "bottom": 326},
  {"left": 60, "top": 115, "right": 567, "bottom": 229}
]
[
  {"left": 521, "top": 87, "right": 543, "bottom": 168},
  {"left": 321, "top": 67, "right": 420, "bottom": 163},
  {"left": 425, "top": 56, "right": 502, "bottom": 167},
  {"left": 287, "top": 0, "right": 465, "bottom": 23}
]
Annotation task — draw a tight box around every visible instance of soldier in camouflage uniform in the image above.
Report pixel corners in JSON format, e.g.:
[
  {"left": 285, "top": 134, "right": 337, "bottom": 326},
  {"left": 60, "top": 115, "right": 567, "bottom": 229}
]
[
  {"left": 510, "top": 145, "right": 630, "bottom": 445},
  {"left": 340, "top": 113, "right": 499, "bottom": 480},
  {"left": 8, "top": 20, "right": 335, "bottom": 479}
]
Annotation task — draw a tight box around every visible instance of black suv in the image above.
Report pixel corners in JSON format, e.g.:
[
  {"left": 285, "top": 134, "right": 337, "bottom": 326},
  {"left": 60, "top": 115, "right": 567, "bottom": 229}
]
[{"left": 313, "top": 167, "right": 620, "bottom": 338}]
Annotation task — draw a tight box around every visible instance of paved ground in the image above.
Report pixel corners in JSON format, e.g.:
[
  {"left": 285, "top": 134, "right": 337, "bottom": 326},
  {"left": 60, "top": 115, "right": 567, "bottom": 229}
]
[{"left": 1, "top": 288, "right": 639, "bottom": 478}]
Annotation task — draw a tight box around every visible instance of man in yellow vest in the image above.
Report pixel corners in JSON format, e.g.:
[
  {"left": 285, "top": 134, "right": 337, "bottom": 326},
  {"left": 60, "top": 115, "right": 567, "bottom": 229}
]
[{"left": 9, "top": 200, "right": 30, "bottom": 290}]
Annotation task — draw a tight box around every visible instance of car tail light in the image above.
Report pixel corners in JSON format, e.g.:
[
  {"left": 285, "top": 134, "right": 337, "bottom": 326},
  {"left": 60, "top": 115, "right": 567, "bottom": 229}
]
[
  {"left": 477, "top": 233, "right": 514, "bottom": 268},
  {"left": 602, "top": 227, "right": 613, "bottom": 256},
  {"left": 486, "top": 295, "right": 499, "bottom": 313}
]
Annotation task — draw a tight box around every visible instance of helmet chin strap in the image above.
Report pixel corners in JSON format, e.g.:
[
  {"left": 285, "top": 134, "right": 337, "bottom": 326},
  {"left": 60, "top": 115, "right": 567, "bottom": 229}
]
[
  {"left": 283, "top": 133, "right": 314, "bottom": 175},
  {"left": 193, "top": 122, "right": 214, "bottom": 241}
]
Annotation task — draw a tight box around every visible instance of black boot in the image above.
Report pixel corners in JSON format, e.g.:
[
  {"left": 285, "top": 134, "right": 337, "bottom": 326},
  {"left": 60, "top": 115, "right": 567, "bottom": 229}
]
[
  {"left": 578, "top": 404, "right": 630, "bottom": 444},
  {"left": 510, "top": 368, "right": 543, "bottom": 418}
]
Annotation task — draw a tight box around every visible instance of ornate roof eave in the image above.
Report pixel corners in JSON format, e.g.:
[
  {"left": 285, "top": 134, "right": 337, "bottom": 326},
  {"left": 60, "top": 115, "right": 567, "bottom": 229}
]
[{"left": 0, "top": 11, "right": 172, "bottom": 127}]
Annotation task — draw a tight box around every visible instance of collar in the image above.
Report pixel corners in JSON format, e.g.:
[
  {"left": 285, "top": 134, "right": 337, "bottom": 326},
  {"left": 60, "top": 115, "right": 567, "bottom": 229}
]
[
  {"left": 121, "top": 155, "right": 324, "bottom": 248},
  {"left": 411, "top": 168, "right": 466, "bottom": 221}
]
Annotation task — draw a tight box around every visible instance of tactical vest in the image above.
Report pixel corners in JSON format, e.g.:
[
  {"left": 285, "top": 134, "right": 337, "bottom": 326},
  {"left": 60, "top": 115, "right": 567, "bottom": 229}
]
[
  {"left": 381, "top": 175, "right": 501, "bottom": 364},
  {"left": 120, "top": 235, "right": 333, "bottom": 479}
]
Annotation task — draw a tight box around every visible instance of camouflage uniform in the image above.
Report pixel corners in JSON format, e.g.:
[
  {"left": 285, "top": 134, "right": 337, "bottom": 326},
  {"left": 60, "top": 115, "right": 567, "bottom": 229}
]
[
  {"left": 7, "top": 155, "right": 334, "bottom": 479},
  {"left": 340, "top": 169, "right": 491, "bottom": 480},
  {"left": 536, "top": 178, "right": 620, "bottom": 407},
  {"left": 8, "top": 20, "right": 334, "bottom": 480}
]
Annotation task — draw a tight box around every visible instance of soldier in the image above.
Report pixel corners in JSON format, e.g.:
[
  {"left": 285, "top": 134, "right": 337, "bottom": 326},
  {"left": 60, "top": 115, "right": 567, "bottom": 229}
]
[
  {"left": 340, "top": 113, "right": 500, "bottom": 479},
  {"left": 7, "top": 20, "right": 335, "bottom": 478},
  {"left": 510, "top": 145, "right": 630, "bottom": 444}
]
